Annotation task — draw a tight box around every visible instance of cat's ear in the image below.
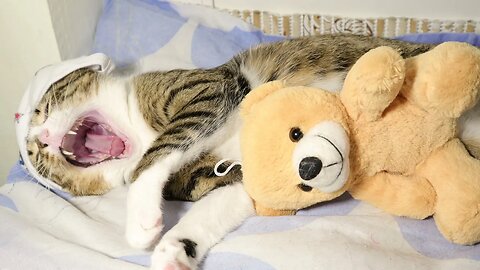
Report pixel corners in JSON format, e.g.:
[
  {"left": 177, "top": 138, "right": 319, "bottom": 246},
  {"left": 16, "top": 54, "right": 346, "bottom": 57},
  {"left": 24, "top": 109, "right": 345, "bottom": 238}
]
[{"left": 240, "top": 80, "right": 286, "bottom": 118}]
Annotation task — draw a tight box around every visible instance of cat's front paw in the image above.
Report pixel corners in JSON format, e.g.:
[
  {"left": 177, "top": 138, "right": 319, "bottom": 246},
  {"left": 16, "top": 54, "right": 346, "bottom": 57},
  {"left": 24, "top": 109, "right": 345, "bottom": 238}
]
[
  {"left": 126, "top": 213, "right": 163, "bottom": 249},
  {"left": 151, "top": 238, "right": 198, "bottom": 270},
  {"left": 126, "top": 182, "right": 164, "bottom": 249}
]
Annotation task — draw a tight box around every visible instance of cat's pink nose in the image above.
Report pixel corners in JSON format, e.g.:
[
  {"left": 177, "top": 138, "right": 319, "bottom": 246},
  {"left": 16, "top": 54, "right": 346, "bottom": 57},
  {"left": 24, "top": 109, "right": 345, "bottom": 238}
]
[
  {"left": 38, "top": 129, "right": 63, "bottom": 148},
  {"left": 38, "top": 129, "right": 50, "bottom": 145}
]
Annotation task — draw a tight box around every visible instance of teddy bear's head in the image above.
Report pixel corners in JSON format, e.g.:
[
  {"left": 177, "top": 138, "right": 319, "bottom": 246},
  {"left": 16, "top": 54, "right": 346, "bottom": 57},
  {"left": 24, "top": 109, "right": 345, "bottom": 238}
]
[
  {"left": 240, "top": 81, "right": 354, "bottom": 212},
  {"left": 239, "top": 47, "right": 412, "bottom": 214}
]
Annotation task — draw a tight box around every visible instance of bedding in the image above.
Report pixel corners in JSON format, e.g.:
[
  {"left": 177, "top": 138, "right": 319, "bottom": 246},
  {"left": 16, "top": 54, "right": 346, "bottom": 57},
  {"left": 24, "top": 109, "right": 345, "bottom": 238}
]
[{"left": 1, "top": 0, "right": 479, "bottom": 269}]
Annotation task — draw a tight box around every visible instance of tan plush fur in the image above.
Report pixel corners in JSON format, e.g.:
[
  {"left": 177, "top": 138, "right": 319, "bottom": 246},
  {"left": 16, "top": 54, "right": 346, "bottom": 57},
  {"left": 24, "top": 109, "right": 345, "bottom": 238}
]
[
  {"left": 240, "top": 42, "right": 480, "bottom": 245},
  {"left": 241, "top": 82, "right": 351, "bottom": 211}
]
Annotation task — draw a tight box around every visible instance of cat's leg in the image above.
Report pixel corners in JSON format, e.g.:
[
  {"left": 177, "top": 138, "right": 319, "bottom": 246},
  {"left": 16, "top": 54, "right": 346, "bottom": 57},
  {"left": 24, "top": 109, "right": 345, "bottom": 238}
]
[
  {"left": 125, "top": 107, "right": 232, "bottom": 248},
  {"left": 164, "top": 153, "right": 242, "bottom": 201},
  {"left": 126, "top": 130, "right": 205, "bottom": 249},
  {"left": 126, "top": 149, "right": 185, "bottom": 249},
  {"left": 151, "top": 182, "right": 255, "bottom": 270}
]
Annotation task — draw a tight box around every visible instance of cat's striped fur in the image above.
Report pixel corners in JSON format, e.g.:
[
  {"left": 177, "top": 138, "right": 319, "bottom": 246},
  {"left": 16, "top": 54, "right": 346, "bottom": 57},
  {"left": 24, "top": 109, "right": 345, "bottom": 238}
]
[
  {"left": 27, "top": 68, "right": 242, "bottom": 198},
  {"left": 164, "top": 153, "right": 241, "bottom": 201},
  {"left": 129, "top": 34, "right": 433, "bottom": 196},
  {"left": 29, "top": 34, "right": 480, "bottom": 269},
  {"left": 28, "top": 34, "right": 434, "bottom": 199}
]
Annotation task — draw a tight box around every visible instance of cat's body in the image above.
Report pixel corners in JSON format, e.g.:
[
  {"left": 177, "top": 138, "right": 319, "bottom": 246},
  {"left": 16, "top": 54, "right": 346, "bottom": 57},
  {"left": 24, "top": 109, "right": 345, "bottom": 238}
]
[{"left": 25, "top": 34, "right": 479, "bottom": 269}]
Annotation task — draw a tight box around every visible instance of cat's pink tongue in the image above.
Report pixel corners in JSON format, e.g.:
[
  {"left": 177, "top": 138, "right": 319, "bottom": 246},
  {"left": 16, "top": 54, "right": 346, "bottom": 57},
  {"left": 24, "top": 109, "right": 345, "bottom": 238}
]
[{"left": 85, "top": 133, "right": 125, "bottom": 157}]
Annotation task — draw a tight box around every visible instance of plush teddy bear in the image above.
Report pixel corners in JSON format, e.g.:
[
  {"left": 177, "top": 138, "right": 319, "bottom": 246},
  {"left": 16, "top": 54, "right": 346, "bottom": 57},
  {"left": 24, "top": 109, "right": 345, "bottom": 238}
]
[{"left": 239, "top": 42, "right": 480, "bottom": 245}]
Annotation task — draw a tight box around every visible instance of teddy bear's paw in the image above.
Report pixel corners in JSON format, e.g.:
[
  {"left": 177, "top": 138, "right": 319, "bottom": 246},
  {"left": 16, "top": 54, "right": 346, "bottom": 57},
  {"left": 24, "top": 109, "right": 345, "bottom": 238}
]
[
  {"left": 404, "top": 180, "right": 436, "bottom": 219},
  {"left": 409, "top": 197, "right": 435, "bottom": 219},
  {"left": 434, "top": 202, "right": 480, "bottom": 245},
  {"left": 151, "top": 238, "right": 198, "bottom": 270},
  {"left": 405, "top": 42, "right": 480, "bottom": 118}
]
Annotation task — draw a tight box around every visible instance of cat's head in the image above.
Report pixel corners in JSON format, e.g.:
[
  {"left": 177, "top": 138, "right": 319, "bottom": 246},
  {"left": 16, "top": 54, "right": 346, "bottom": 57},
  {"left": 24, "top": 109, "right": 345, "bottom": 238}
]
[{"left": 17, "top": 54, "right": 140, "bottom": 195}]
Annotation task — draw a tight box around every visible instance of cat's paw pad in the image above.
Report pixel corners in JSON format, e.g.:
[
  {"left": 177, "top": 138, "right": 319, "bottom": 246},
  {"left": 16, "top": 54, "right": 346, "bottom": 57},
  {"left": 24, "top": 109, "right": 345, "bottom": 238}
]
[
  {"left": 151, "top": 238, "right": 197, "bottom": 270},
  {"left": 126, "top": 199, "right": 164, "bottom": 249},
  {"left": 161, "top": 262, "right": 191, "bottom": 270},
  {"left": 126, "top": 216, "right": 163, "bottom": 249}
]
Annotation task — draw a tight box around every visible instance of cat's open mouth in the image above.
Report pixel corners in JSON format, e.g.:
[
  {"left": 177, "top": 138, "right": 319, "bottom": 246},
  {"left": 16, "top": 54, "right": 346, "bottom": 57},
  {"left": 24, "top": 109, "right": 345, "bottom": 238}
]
[{"left": 60, "top": 112, "right": 130, "bottom": 167}]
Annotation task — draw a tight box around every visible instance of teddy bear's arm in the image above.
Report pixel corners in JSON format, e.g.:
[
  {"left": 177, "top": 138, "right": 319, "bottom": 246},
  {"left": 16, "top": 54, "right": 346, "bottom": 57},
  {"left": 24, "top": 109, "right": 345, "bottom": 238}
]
[
  {"left": 401, "top": 42, "right": 480, "bottom": 118},
  {"left": 340, "top": 46, "right": 405, "bottom": 122},
  {"left": 416, "top": 139, "right": 480, "bottom": 245},
  {"left": 349, "top": 172, "right": 436, "bottom": 219}
]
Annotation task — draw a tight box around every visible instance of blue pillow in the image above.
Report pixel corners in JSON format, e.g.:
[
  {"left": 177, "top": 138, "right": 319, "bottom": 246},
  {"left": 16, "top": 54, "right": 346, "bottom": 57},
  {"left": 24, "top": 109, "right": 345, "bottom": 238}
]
[
  {"left": 396, "top": 33, "right": 480, "bottom": 47},
  {"left": 93, "top": 0, "right": 282, "bottom": 68},
  {"left": 93, "top": 0, "right": 480, "bottom": 69}
]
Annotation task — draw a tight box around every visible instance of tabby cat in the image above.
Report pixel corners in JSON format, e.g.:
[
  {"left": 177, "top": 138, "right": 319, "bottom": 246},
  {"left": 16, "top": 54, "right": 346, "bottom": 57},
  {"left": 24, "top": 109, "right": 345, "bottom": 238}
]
[{"left": 26, "top": 34, "right": 479, "bottom": 269}]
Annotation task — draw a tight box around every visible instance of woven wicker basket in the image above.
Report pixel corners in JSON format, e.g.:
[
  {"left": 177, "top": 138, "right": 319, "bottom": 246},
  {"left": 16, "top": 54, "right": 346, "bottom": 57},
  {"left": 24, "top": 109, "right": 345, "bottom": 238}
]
[{"left": 227, "top": 9, "right": 480, "bottom": 37}]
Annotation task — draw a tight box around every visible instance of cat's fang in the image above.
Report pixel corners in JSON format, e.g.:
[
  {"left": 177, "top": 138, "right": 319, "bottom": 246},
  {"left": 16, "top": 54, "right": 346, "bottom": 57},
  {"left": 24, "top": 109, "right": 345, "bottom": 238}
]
[{"left": 61, "top": 149, "right": 74, "bottom": 156}]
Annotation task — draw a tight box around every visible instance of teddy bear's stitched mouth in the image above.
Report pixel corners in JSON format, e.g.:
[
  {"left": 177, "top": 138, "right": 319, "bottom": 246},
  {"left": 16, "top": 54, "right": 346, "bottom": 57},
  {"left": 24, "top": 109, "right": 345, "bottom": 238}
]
[
  {"left": 297, "top": 144, "right": 345, "bottom": 192},
  {"left": 319, "top": 135, "right": 345, "bottom": 181},
  {"left": 293, "top": 121, "right": 350, "bottom": 193},
  {"left": 298, "top": 160, "right": 342, "bottom": 192}
]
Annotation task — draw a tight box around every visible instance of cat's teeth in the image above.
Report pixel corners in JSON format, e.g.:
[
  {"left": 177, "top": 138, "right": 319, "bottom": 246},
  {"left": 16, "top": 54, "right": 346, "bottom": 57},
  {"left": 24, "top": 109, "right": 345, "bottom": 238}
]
[
  {"left": 67, "top": 130, "right": 77, "bottom": 135},
  {"left": 62, "top": 149, "right": 74, "bottom": 156}
]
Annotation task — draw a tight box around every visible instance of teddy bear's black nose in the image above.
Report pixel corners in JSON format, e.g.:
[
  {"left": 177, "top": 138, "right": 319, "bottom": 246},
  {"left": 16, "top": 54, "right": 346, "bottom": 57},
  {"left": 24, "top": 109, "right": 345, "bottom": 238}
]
[{"left": 299, "top": 157, "right": 323, "bottom": 180}]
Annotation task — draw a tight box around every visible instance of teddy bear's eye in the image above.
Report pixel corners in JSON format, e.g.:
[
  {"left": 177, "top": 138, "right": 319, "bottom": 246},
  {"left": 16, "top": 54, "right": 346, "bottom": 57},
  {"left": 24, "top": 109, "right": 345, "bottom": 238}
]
[{"left": 289, "top": 127, "right": 303, "bottom": 142}]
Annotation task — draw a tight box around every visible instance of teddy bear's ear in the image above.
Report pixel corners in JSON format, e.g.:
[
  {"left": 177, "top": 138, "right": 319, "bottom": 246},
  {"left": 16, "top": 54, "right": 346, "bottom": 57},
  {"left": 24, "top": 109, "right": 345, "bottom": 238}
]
[
  {"left": 240, "top": 80, "right": 287, "bottom": 118},
  {"left": 340, "top": 46, "right": 405, "bottom": 122}
]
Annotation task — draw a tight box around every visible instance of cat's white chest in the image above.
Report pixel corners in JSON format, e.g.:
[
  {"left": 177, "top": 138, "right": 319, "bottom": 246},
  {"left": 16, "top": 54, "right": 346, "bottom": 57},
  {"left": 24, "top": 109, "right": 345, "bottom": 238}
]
[{"left": 211, "top": 110, "right": 243, "bottom": 162}]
